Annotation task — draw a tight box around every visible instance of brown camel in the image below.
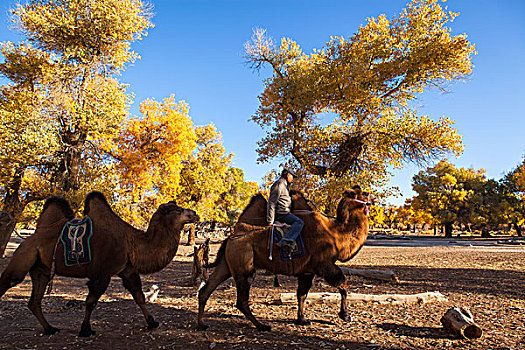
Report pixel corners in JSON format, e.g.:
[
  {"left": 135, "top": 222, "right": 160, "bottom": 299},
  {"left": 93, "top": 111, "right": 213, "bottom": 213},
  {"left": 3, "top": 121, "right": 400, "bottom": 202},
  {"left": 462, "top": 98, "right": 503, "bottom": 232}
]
[
  {"left": 0, "top": 191, "right": 199, "bottom": 337},
  {"left": 197, "top": 186, "right": 370, "bottom": 331}
]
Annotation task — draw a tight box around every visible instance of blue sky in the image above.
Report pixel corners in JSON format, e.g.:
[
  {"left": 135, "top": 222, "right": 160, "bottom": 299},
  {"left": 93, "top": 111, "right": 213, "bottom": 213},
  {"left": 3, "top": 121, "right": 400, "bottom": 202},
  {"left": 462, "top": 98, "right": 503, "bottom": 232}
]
[{"left": 1, "top": 0, "right": 524, "bottom": 204}]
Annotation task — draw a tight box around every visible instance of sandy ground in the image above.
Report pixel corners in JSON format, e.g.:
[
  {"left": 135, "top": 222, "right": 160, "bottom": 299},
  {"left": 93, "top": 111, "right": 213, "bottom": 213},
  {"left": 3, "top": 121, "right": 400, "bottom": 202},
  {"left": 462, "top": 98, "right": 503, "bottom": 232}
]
[{"left": 0, "top": 236, "right": 524, "bottom": 350}]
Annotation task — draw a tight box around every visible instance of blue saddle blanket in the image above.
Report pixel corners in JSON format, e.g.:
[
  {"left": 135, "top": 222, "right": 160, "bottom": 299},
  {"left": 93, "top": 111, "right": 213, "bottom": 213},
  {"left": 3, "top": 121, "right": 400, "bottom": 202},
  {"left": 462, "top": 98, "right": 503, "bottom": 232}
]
[
  {"left": 60, "top": 217, "right": 93, "bottom": 266},
  {"left": 273, "top": 225, "right": 305, "bottom": 261}
]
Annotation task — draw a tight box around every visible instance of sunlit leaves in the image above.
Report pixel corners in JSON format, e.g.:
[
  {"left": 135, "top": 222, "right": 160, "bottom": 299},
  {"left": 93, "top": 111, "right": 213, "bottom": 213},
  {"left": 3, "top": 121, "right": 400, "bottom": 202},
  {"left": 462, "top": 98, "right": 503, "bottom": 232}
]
[
  {"left": 412, "top": 160, "right": 488, "bottom": 226},
  {"left": 13, "top": 0, "right": 153, "bottom": 70},
  {"left": 246, "top": 0, "right": 475, "bottom": 181},
  {"left": 109, "top": 96, "right": 197, "bottom": 202}
]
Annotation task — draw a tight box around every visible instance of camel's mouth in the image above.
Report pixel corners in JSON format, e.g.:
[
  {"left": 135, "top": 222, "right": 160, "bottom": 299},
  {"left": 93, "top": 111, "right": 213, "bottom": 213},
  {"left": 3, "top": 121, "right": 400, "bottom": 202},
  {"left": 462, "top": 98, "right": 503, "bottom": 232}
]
[{"left": 186, "top": 210, "right": 200, "bottom": 223}]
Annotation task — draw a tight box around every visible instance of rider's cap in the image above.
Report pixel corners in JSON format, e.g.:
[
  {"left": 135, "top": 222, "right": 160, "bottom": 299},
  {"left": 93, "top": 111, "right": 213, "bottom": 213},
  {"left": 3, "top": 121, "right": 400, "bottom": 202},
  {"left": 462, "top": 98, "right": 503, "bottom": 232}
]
[{"left": 281, "top": 168, "right": 297, "bottom": 178}]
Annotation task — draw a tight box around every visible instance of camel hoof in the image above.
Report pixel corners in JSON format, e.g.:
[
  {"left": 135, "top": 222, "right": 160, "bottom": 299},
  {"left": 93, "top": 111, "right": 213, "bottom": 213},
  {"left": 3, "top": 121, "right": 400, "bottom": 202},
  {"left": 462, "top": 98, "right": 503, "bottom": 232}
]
[
  {"left": 338, "top": 311, "right": 351, "bottom": 322},
  {"left": 294, "top": 319, "right": 311, "bottom": 326},
  {"left": 78, "top": 326, "right": 96, "bottom": 337},
  {"left": 78, "top": 330, "right": 96, "bottom": 337},
  {"left": 43, "top": 327, "right": 60, "bottom": 335},
  {"left": 147, "top": 320, "right": 160, "bottom": 330},
  {"left": 256, "top": 324, "right": 271, "bottom": 332},
  {"left": 196, "top": 324, "right": 209, "bottom": 331}
]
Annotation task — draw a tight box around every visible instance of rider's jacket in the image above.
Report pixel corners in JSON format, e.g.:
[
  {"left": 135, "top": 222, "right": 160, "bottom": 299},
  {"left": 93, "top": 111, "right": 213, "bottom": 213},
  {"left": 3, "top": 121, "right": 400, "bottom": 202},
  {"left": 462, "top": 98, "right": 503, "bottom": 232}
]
[{"left": 267, "top": 177, "right": 291, "bottom": 225}]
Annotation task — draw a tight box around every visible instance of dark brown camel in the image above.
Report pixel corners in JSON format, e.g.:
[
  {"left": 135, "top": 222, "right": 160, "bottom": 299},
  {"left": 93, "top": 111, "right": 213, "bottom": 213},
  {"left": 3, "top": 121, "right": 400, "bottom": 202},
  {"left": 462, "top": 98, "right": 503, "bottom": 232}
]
[
  {"left": 197, "top": 186, "right": 370, "bottom": 331},
  {"left": 0, "top": 191, "right": 199, "bottom": 337}
]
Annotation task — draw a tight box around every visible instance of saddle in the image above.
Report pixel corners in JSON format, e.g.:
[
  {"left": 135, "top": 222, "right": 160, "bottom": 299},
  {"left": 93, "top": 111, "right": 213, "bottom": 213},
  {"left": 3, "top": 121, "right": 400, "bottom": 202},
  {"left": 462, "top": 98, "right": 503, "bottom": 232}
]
[
  {"left": 269, "top": 222, "right": 305, "bottom": 261},
  {"left": 60, "top": 217, "right": 93, "bottom": 266}
]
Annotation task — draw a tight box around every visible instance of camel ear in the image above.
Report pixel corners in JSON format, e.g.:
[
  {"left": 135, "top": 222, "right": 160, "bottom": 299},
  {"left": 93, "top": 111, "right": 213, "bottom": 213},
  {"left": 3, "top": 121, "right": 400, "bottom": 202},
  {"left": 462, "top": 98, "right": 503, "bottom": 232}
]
[
  {"left": 168, "top": 200, "right": 177, "bottom": 206},
  {"left": 351, "top": 185, "right": 362, "bottom": 195},
  {"left": 343, "top": 189, "right": 356, "bottom": 199},
  {"left": 158, "top": 204, "right": 170, "bottom": 215}
]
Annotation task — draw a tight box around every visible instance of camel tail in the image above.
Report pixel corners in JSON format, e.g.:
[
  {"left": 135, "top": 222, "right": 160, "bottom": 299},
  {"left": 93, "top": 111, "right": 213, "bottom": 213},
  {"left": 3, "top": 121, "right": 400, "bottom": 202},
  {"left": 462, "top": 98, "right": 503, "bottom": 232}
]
[{"left": 205, "top": 238, "right": 229, "bottom": 268}]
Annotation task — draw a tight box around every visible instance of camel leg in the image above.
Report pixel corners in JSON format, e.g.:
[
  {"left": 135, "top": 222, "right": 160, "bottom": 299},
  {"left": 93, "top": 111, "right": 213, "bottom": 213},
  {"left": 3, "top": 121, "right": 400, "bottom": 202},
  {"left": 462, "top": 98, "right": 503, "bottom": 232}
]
[
  {"left": 235, "top": 273, "right": 271, "bottom": 331},
  {"left": 295, "top": 273, "right": 314, "bottom": 326},
  {"left": 79, "top": 276, "right": 111, "bottom": 337},
  {"left": 320, "top": 264, "right": 350, "bottom": 322},
  {"left": 119, "top": 270, "right": 159, "bottom": 330},
  {"left": 197, "top": 257, "right": 231, "bottom": 331},
  {"left": 337, "top": 282, "right": 350, "bottom": 322},
  {"left": 28, "top": 262, "right": 59, "bottom": 335}
]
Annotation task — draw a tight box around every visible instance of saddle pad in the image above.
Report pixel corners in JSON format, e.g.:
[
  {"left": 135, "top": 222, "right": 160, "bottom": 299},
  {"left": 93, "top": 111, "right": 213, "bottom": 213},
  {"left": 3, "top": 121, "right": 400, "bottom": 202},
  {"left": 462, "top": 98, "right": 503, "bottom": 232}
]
[
  {"left": 60, "top": 217, "right": 93, "bottom": 266},
  {"left": 273, "top": 226, "right": 305, "bottom": 261}
]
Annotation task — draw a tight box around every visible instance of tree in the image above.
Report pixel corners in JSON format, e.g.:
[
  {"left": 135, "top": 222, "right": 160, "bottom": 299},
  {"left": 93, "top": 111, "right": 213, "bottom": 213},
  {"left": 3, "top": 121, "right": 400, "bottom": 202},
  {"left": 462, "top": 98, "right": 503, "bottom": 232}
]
[
  {"left": 0, "top": 0, "right": 153, "bottom": 256},
  {"left": 396, "top": 199, "right": 434, "bottom": 233},
  {"left": 215, "top": 167, "right": 258, "bottom": 228},
  {"left": 177, "top": 124, "right": 232, "bottom": 223},
  {"left": 412, "top": 159, "right": 486, "bottom": 237},
  {"left": 107, "top": 96, "right": 197, "bottom": 228},
  {"left": 245, "top": 0, "right": 474, "bottom": 189},
  {"left": 500, "top": 158, "right": 525, "bottom": 236}
]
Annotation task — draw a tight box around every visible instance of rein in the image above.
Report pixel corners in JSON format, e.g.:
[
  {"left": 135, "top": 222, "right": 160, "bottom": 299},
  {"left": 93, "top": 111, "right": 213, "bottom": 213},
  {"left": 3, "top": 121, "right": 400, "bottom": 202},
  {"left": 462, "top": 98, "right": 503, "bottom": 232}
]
[
  {"left": 305, "top": 199, "right": 337, "bottom": 219},
  {"left": 350, "top": 198, "right": 372, "bottom": 215}
]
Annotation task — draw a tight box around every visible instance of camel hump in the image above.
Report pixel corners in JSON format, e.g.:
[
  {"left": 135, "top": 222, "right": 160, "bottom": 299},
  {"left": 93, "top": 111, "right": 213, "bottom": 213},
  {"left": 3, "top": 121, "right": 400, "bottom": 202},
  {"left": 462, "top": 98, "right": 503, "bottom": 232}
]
[
  {"left": 42, "top": 196, "right": 75, "bottom": 220},
  {"left": 83, "top": 191, "right": 111, "bottom": 216}
]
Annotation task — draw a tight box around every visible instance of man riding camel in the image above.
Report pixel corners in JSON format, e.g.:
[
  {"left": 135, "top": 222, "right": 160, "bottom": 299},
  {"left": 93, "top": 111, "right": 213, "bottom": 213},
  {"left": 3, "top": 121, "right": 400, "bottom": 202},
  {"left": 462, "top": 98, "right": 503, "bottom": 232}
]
[{"left": 267, "top": 169, "right": 304, "bottom": 255}]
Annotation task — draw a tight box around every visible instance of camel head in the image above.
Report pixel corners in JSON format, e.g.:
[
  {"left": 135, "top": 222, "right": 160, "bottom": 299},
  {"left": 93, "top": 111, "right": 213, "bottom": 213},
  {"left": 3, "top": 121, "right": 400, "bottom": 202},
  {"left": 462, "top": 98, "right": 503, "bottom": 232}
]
[
  {"left": 289, "top": 190, "right": 313, "bottom": 211},
  {"left": 155, "top": 201, "right": 200, "bottom": 227},
  {"left": 336, "top": 185, "right": 371, "bottom": 224}
]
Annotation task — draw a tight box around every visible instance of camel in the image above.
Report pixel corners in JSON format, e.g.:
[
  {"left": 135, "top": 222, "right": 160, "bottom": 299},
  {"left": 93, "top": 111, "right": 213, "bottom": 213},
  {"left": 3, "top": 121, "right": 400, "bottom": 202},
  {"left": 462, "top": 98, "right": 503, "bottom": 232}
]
[
  {"left": 0, "top": 191, "right": 199, "bottom": 337},
  {"left": 197, "top": 186, "right": 370, "bottom": 331}
]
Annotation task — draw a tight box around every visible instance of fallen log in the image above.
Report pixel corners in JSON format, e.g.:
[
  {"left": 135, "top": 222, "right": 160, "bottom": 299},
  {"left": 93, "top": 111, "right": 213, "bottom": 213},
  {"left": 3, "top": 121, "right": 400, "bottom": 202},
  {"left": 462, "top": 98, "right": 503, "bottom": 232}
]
[
  {"left": 277, "top": 291, "right": 447, "bottom": 305},
  {"left": 441, "top": 307, "right": 483, "bottom": 339},
  {"left": 339, "top": 266, "right": 399, "bottom": 282}
]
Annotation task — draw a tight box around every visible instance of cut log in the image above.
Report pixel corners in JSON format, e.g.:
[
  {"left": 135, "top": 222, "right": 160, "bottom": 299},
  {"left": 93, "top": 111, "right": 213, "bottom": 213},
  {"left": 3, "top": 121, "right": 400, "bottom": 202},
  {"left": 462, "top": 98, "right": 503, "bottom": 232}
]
[
  {"left": 340, "top": 266, "right": 399, "bottom": 282},
  {"left": 441, "top": 307, "right": 483, "bottom": 339},
  {"left": 277, "top": 291, "right": 447, "bottom": 305}
]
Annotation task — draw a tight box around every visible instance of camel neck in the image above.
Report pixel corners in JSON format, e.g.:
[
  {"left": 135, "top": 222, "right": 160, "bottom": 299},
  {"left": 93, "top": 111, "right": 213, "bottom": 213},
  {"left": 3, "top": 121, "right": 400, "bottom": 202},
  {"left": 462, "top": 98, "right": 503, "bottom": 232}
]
[
  {"left": 335, "top": 211, "right": 369, "bottom": 262},
  {"left": 131, "top": 223, "right": 182, "bottom": 274}
]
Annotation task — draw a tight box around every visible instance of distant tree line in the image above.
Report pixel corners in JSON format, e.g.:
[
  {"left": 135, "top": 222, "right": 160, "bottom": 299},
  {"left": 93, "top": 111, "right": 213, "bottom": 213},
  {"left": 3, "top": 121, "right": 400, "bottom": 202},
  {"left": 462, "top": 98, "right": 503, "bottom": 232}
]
[{"left": 370, "top": 159, "right": 525, "bottom": 238}]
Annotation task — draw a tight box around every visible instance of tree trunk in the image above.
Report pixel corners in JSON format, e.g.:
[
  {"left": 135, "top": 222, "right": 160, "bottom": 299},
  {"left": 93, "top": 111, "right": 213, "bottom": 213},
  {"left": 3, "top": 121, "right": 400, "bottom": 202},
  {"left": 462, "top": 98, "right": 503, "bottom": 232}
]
[
  {"left": 55, "top": 132, "right": 87, "bottom": 193},
  {"left": 433, "top": 225, "right": 437, "bottom": 236},
  {"left": 187, "top": 223, "right": 196, "bottom": 246},
  {"left": 444, "top": 222, "right": 453, "bottom": 238},
  {"left": 0, "top": 218, "right": 15, "bottom": 258},
  {"left": 514, "top": 223, "right": 523, "bottom": 237},
  {"left": 0, "top": 169, "right": 24, "bottom": 257},
  {"left": 188, "top": 239, "right": 210, "bottom": 286},
  {"left": 441, "top": 307, "right": 483, "bottom": 339}
]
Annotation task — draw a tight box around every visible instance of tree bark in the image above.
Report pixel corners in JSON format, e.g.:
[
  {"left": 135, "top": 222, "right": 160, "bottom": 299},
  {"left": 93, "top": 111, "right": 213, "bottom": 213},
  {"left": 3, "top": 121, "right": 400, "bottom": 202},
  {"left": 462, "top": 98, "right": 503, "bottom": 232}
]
[
  {"left": 0, "top": 169, "right": 24, "bottom": 257},
  {"left": 187, "top": 223, "right": 196, "bottom": 246},
  {"left": 514, "top": 223, "right": 523, "bottom": 237},
  {"left": 440, "top": 307, "right": 483, "bottom": 339},
  {"left": 444, "top": 222, "right": 453, "bottom": 238},
  {"left": 0, "top": 215, "right": 15, "bottom": 258},
  {"left": 189, "top": 239, "right": 209, "bottom": 286}
]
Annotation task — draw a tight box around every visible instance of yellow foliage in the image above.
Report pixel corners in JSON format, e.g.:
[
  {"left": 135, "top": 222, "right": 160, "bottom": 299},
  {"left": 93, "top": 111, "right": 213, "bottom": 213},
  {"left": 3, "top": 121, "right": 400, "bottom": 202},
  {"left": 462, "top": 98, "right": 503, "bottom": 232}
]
[
  {"left": 109, "top": 95, "right": 197, "bottom": 203},
  {"left": 245, "top": 0, "right": 475, "bottom": 183}
]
